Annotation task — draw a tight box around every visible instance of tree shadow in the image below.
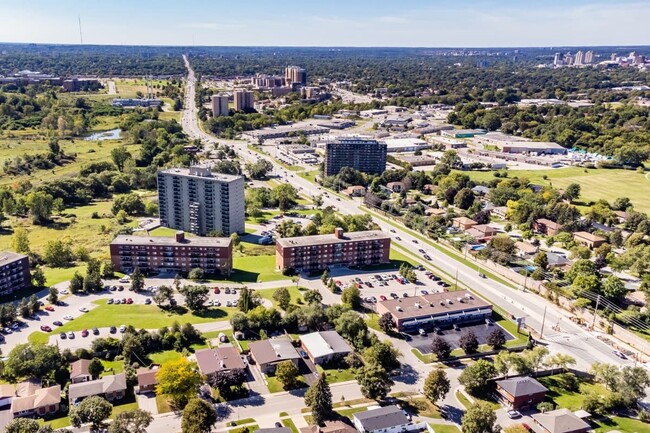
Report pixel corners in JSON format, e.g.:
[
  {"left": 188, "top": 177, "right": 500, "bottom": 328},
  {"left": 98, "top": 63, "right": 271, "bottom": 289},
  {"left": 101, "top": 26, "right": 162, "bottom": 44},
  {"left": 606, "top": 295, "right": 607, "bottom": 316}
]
[
  {"left": 193, "top": 307, "right": 230, "bottom": 320},
  {"left": 229, "top": 270, "right": 262, "bottom": 283},
  {"left": 392, "top": 363, "right": 419, "bottom": 385}
]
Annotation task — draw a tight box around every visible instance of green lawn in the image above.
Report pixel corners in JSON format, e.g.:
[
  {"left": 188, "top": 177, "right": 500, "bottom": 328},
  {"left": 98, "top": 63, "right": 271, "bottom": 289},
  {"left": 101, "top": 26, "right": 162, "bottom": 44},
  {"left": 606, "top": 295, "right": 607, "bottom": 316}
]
[
  {"left": 231, "top": 255, "right": 288, "bottom": 283},
  {"left": 428, "top": 424, "right": 461, "bottom": 433},
  {"left": 43, "top": 415, "right": 71, "bottom": 429},
  {"left": 594, "top": 416, "right": 650, "bottom": 433},
  {"left": 335, "top": 406, "right": 368, "bottom": 419},
  {"left": 281, "top": 418, "right": 299, "bottom": 433},
  {"left": 538, "top": 374, "right": 609, "bottom": 411},
  {"left": 149, "top": 350, "right": 184, "bottom": 364},
  {"left": 266, "top": 375, "right": 307, "bottom": 393},
  {"left": 233, "top": 418, "right": 256, "bottom": 426},
  {"left": 258, "top": 286, "right": 305, "bottom": 308},
  {"left": 396, "top": 396, "right": 442, "bottom": 418},
  {"left": 155, "top": 394, "right": 173, "bottom": 414},
  {"left": 461, "top": 167, "right": 650, "bottom": 214},
  {"left": 101, "top": 359, "right": 125, "bottom": 375},
  {"left": 317, "top": 365, "right": 356, "bottom": 383}
]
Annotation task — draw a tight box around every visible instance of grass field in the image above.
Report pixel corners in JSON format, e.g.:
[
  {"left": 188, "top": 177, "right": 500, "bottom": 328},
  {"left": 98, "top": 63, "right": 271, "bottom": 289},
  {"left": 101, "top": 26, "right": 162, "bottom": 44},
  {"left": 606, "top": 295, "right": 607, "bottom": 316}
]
[
  {"left": 231, "top": 255, "right": 287, "bottom": 283},
  {"left": 428, "top": 424, "right": 461, "bottom": 433},
  {"left": 461, "top": 167, "right": 650, "bottom": 213},
  {"left": 317, "top": 365, "right": 356, "bottom": 383},
  {"left": 538, "top": 374, "right": 609, "bottom": 411},
  {"left": 594, "top": 416, "right": 650, "bottom": 433},
  {"left": 258, "top": 285, "right": 305, "bottom": 308}
]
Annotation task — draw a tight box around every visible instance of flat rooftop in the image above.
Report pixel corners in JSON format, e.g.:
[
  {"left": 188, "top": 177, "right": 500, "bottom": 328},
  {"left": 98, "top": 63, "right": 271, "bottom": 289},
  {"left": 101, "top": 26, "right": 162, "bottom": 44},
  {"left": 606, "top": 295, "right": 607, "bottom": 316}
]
[
  {"left": 0, "top": 252, "right": 27, "bottom": 266},
  {"left": 276, "top": 230, "right": 390, "bottom": 248},
  {"left": 379, "top": 290, "right": 491, "bottom": 320},
  {"left": 499, "top": 141, "right": 565, "bottom": 150},
  {"left": 111, "top": 234, "right": 232, "bottom": 248},
  {"left": 159, "top": 167, "right": 243, "bottom": 183}
]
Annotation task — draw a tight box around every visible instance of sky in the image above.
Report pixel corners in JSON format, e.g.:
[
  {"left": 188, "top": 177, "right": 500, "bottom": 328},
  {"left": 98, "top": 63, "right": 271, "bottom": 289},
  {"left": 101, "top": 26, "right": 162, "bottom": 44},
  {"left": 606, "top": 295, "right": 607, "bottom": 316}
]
[{"left": 0, "top": 0, "right": 649, "bottom": 47}]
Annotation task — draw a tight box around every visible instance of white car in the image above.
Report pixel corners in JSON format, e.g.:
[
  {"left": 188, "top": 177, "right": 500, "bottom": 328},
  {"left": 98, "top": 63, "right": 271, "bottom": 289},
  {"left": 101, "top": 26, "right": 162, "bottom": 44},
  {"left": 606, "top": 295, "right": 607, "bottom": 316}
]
[
  {"left": 507, "top": 410, "right": 521, "bottom": 419},
  {"left": 213, "top": 300, "right": 221, "bottom": 307},
  {"left": 63, "top": 315, "right": 74, "bottom": 321},
  {"left": 79, "top": 307, "right": 89, "bottom": 313},
  {"left": 59, "top": 289, "right": 69, "bottom": 295},
  {"left": 118, "top": 277, "right": 130, "bottom": 283},
  {"left": 226, "top": 300, "right": 232, "bottom": 307}
]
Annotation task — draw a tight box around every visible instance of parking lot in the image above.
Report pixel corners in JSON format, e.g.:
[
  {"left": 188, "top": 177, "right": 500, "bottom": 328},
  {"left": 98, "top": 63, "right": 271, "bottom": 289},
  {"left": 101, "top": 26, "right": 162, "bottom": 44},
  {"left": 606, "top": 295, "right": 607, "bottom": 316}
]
[{"left": 407, "top": 322, "right": 515, "bottom": 354}]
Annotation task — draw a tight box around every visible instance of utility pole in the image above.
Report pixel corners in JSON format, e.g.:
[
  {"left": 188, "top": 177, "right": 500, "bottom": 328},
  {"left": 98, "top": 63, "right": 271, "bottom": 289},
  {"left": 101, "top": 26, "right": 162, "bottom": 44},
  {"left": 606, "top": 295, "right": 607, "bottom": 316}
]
[
  {"left": 454, "top": 268, "right": 458, "bottom": 290},
  {"left": 591, "top": 294, "right": 601, "bottom": 331},
  {"left": 540, "top": 306, "right": 547, "bottom": 339},
  {"left": 523, "top": 269, "right": 528, "bottom": 292}
]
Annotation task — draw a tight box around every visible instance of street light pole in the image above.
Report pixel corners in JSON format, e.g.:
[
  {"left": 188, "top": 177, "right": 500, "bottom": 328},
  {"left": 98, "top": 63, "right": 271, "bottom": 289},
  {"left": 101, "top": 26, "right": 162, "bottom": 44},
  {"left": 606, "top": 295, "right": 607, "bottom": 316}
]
[
  {"left": 591, "top": 294, "right": 601, "bottom": 331},
  {"left": 540, "top": 306, "right": 547, "bottom": 339},
  {"left": 454, "top": 268, "right": 458, "bottom": 290}
]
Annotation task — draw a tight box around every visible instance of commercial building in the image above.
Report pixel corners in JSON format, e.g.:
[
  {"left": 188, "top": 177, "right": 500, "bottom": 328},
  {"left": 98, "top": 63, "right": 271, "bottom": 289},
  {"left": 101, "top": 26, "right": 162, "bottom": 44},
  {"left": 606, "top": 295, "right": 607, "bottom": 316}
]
[
  {"left": 531, "top": 409, "right": 590, "bottom": 433},
  {"left": 384, "top": 138, "right": 430, "bottom": 153},
  {"left": 211, "top": 94, "right": 229, "bottom": 117},
  {"left": 110, "top": 231, "right": 233, "bottom": 276},
  {"left": 233, "top": 90, "right": 254, "bottom": 111},
  {"left": 495, "top": 376, "right": 548, "bottom": 410},
  {"left": 195, "top": 346, "right": 246, "bottom": 381},
  {"left": 324, "top": 138, "right": 387, "bottom": 176},
  {"left": 353, "top": 406, "right": 419, "bottom": 433},
  {"left": 474, "top": 132, "right": 567, "bottom": 155},
  {"left": 299, "top": 331, "right": 352, "bottom": 365},
  {"left": 441, "top": 129, "right": 487, "bottom": 139},
  {"left": 111, "top": 98, "right": 162, "bottom": 108},
  {"left": 276, "top": 228, "right": 391, "bottom": 273},
  {"left": 157, "top": 166, "right": 245, "bottom": 236},
  {"left": 285, "top": 66, "right": 307, "bottom": 86},
  {"left": 242, "top": 125, "right": 329, "bottom": 141},
  {"left": 248, "top": 337, "right": 300, "bottom": 374},
  {"left": 0, "top": 252, "right": 31, "bottom": 296},
  {"left": 376, "top": 290, "right": 493, "bottom": 332}
]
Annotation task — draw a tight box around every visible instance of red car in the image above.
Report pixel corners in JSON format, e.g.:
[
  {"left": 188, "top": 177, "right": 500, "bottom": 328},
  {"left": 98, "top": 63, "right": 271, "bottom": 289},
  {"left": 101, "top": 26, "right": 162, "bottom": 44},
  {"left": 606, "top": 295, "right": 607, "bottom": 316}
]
[
  {"left": 44, "top": 306, "right": 54, "bottom": 312},
  {"left": 81, "top": 329, "right": 89, "bottom": 338},
  {"left": 380, "top": 295, "right": 387, "bottom": 301},
  {"left": 126, "top": 298, "right": 133, "bottom": 304},
  {"left": 214, "top": 287, "right": 220, "bottom": 294},
  {"left": 40, "top": 325, "right": 52, "bottom": 332}
]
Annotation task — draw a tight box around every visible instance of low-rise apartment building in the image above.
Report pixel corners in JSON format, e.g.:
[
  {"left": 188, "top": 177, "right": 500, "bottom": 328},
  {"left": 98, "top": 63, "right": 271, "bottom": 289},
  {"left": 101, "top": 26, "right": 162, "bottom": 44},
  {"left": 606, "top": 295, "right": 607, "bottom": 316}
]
[
  {"left": 0, "top": 252, "right": 31, "bottom": 296},
  {"left": 275, "top": 228, "right": 391, "bottom": 273},
  {"left": 110, "top": 231, "right": 233, "bottom": 276}
]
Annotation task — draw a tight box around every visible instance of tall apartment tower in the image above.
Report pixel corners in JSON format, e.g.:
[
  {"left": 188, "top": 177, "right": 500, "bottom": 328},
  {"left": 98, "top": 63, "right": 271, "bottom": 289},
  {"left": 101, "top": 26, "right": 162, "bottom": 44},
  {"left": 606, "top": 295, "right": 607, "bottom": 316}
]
[
  {"left": 553, "top": 52, "right": 561, "bottom": 66},
  {"left": 574, "top": 51, "right": 584, "bottom": 66},
  {"left": 584, "top": 50, "right": 594, "bottom": 64},
  {"left": 285, "top": 66, "right": 307, "bottom": 86},
  {"left": 233, "top": 90, "right": 254, "bottom": 112},
  {"left": 324, "top": 138, "right": 387, "bottom": 177},
  {"left": 211, "top": 94, "right": 229, "bottom": 117},
  {"left": 157, "top": 166, "right": 245, "bottom": 236}
]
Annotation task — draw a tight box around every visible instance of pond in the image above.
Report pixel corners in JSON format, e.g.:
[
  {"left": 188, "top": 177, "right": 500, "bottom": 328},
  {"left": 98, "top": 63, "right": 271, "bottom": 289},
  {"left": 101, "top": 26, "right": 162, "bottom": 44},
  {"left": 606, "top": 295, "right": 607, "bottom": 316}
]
[{"left": 85, "top": 128, "right": 122, "bottom": 141}]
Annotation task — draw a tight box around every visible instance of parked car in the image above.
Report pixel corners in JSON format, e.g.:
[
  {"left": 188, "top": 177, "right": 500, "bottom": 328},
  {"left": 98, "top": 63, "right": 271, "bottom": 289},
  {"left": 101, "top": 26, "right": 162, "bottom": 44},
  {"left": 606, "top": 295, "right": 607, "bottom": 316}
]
[
  {"left": 44, "top": 306, "right": 55, "bottom": 312},
  {"left": 144, "top": 298, "right": 152, "bottom": 305},
  {"left": 79, "top": 307, "right": 89, "bottom": 313},
  {"left": 59, "top": 332, "right": 66, "bottom": 339},
  {"left": 118, "top": 277, "right": 130, "bottom": 283},
  {"left": 59, "top": 289, "right": 69, "bottom": 295},
  {"left": 53, "top": 321, "right": 63, "bottom": 326},
  {"left": 453, "top": 324, "right": 460, "bottom": 331},
  {"left": 213, "top": 300, "right": 221, "bottom": 307},
  {"left": 485, "top": 318, "right": 495, "bottom": 326},
  {"left": 121, "top": 298, "right": 127, "bottom": 304},
  {"left": 40, "top": 325, "right": 52, "bottom": 332},
  {"left": 225, "top": 288, "right": 231, "bottom": 294},
  {"left": 109, "top": 326, "right": 117, "bottom": 334},
  {"left": 107, "top": 298, "right": 114, "bottom": 304},
  {"left": 390, "top": 293, "right": 399, "bottom": 299},
  {"left": 92, "top": 327, "right": 99, "bottom": 335},
  {"left": 214, "top": 287, "right": 220, "bottom": 294},
  {"left": 119, "top": 325, "right": 126, "bottom": 333},
  {"left": 68, "top": 331, "right": 75, "bottom": 339},
  {"left": 63, "top": 315, "right": 73, "bottom": 321},
  {"left": 126, "top": 298, "right": 133, "bottom": 304},
  {"left": 507, "top": 410, "right": 521, "bottom": 419},
  {"left": 420, "top": 290, "right": 429, "bottom": 295},
  {"left": 226, "top": 300, "right": 232, "bottom": 307},
  {"left": 81, "top": 329, "right": 89, "bottom": 338},
  {"left": 433, "top": 327, "right": 442, "bottom": 335},
  {"left": 418, "top": 328, "right": 427, "bottom": 336},
  {"left": 402, "top": 293, "right": 409, "bottom": 298},
  {"left": 299, "top": 350, "right": 308, "bottom": 358},
  {"left": 118, "top": 286, "right": 124, "bottom": 291},
  {"left": 379, "top": 295, "right": 387, "bottom": 301}
]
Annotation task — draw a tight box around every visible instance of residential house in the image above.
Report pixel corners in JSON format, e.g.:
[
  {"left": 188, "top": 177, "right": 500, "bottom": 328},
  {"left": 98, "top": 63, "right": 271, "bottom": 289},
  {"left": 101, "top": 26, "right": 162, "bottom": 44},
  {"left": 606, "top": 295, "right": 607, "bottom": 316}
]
[
  {"left": 343, "top": 186, "right": 367, "bottom": 197},
  {"left": 248, "top": 337, "right": 300, "bottom": 374},
  {"left": 70, "top": 359, "right": 93, "bottom": 384},
  {"left": 613, "top": 211, "right": 628, "bottom": 223},
  {"left": 422, "top": 184, "right": 437, "bottom": 195},
  {"left": 255, "top": 428, "right": 292, "bottom": 433},
  {"left": 547, "top": 252, "right": 570, "bottom": 269},
  {"left": 299, "top": 331, "right": 352, "bottom": 365},
  {"left": 136, "top": 365, "right": 160, "bottom": 394},
  {"left": 466, "top": 224, "right": 498, "bottom": 241},
  {"left": 68, "top": 373, "right": 127, "bottom": 404},
  {"left": 386, "top": 182, "right": 406, "bottom": 193},
  {"left": 573, "top": 231, "right": 606, "bottom": 249},
  {"left": 490, "top": 206, "right": 508, "bottom": 219},
  {"left": 195, "top": 345, "right": 246, "bottom": 381},
  {"left": 515, "top": 242, "right": 539, "bottom": 259},
  {"left": 0, "top": 384, "right": 14, "bottom": 408},
  {"left": 534, "top": 219, "right": 560, "bottom": 236},
  {"left": 471, "top": 185, "right": 491, "bottom": 196},
  {"left": 353, "top": 406, "right": 416, "bottom": 433},
  {"left": 425, "top": 208, "right": 446, "bottom": 217},
  {"left": 11, "top": 381, "right": 61, "bottom": 418},
  {"left": 300, "top": 420, "right": 358, "bottom": 433},
  {"left": 452, "top": 217, "right": 477, "bottom": 231},
  {"left": 531, "top": 409, "right": 590, "bottom": 433},
  {"left": 495, "top": 376, "right": 548, "bottom": 410}
]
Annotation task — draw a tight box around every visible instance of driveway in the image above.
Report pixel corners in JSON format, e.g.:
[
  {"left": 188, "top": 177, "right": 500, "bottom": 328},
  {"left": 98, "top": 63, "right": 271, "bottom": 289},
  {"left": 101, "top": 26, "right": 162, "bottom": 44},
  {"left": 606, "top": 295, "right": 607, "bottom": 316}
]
[
  {"left": 245, "top": 364, "right": 269, "bottom": 396},
  {"left": 136, "top": 392, "right": 159, "bottom": 415}
]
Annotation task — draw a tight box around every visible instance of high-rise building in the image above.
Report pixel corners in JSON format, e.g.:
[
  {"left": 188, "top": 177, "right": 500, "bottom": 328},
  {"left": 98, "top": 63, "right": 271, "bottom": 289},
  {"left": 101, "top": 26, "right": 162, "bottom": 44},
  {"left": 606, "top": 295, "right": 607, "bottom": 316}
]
[
  {"left": 233, "top": 90, "right": 254, "bottom": 112},
  {"left": 211, "top": 94, "right": 229, "bottom": 117},
  {"left": 553, "top": 53, "right": 562, "bottom": 66},
  {"left": 0, "top": 252, "right": 30, "bottom": 296},
  {"left": 564, "top": 53, "right": 574, "bottom": 66},
  {"left": 584, "top": 50, "right": 594, "bottom": 64},
  {"left": 574, "top": 51, "right": 584, "bottom": 66},
  {"left": 324, "top": 137, "right": 387, "bottom": 177},
  {"left": 157, "top": 166, "right": 245, "bottom": 236},
  {"left": 285, "top": 66, "right": 307, "bottom": 86}
]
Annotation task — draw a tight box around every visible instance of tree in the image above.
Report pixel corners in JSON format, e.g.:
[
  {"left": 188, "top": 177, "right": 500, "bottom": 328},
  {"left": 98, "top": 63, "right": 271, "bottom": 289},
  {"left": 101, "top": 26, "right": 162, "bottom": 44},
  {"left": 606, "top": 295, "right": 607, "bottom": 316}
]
[
  {"left": 47, "top": 287, "right": 58, "bottom": 305},
  {"left": 42, "top": 239, "right": 73, "bottom": 267},
  {"left": 363, "top": 341, "right": 400, "bottom": 372},
  {"left": 304, "top": 372, "right": 333, "bottom": 426},
  {"left": 590, "top": 362, "right": 620, "bottom": 390},
  {"left": 313, "top": 194, "right": 324, "bottom": 208},
  {"left": 440, "top": 150, "right": 462, "bottom": 169},
  {"left": 459, "top": 330, "right": 479, "bottom": 354},
  {"left": 356, "top": 363, "right": 393, "bottom": 400},
  {"left": 545, "top": 353, "right": 576, "bottom": 373},
  {"left": 25, "top": 191, "right": 54, "bottom": 224},
  {"left": 153, "top": 285, "right": 175, "bottom": 307},
  {"left": 209, "top": 369, "right": 246, "bottom": 393},
  {"left": 131, "top": 267, "right": 145, "bottom": 291},
  {"left": 431, "top": 336, "right": 452, "bottom": 361},
  {"left": 424, "top": 368, "right": 450, "bottom": 406},
  {"left": 378, "top": 312, "right": 395, "bottom": 333},
  {"left": 28, "top": 294, "right": 40, "bottom": 314},
  {"left": 111, "top": 146, "right": 132, "bottom": 171},
  {"left": 459, "top": 359, "right": 497, "bottom": 395},
  {"left": 109, "top": 409, "right": 153, "bottom": 433},
  {"left": 335, "top": 311, "right": 368, "bottom": 350},
  {"left": 272, "top": 184, "right": 299, "bottom": 211},
  {"left": 156, "top": 359, "right": 201, "bottom": 408},
  {"left": 461, "top": 401, "right": 498, "bottom": 433},
  {"left": 454, "top": 188, "right": 475, "bottom": 210},
  {"left": 486, "top": 329, "right": 506, "bottom": 350},
  {"left": 563, "top": 183, "right": 581, "bottom": 202},
  {"left": 19, "top": 297, "right": 30, "bottom": 318},
  {"left": 181, "top": 398, "right": 217, "bottom": 433},
  {"left": 70, "top": 395, "right": 113, "bottom": 431},
  {"left": 276, "top": 360, "right": 300, "bottom": 389},
  {"left": 3, "top": 343, "right": 64, "bottom": 380},
  {"left": 31, "top": 267, "right": 46, "bottom": 287},
  {"left": 101, "top": 261, "right": 115, "bottom": 279},
  {"left": 494, "top": 351, "right": 513, "bottom": 378},
  {"left": 534, "top": 251, "right": 548, "bottom": 271},
  {"left": 320, "top": 270, "right": 329, "bottom": 285},
  {"left": 341, "top": 286, "right": 361, "bottom": 309},
  {"left": 5, "top": 418, "right": 54, "bottom": 433},
  {"left": 602, "top": 275, "right": 627, "bottom": 301},
  {"left": 245, "top": 159, "right": 273, "bottom": 180},
  {"left": 10, "top": 227, "right": 30, "bottom": 254},
  {"left": 188, "top": 268, "right": 204, "bottom": 282},
  {"left": 304, "top": 289, "right": 323, "bottom": 305},
  {"left": 272, "top": 287, "right": 291, "bottom": 310},
  {"left": 238, "top": 286, "right": 261, "bottom": 312},
  {"left": 180, "top": 285, "right": 210, "bottom": 312},
  {"left": 509, "top": 353, "right": 534, "bottom": 376},
  {"left": 88, "top": 357, "right": 104, "bottom": 379},
  {"left": 524, "top": 346, "right": 549, "bottom": 374}
]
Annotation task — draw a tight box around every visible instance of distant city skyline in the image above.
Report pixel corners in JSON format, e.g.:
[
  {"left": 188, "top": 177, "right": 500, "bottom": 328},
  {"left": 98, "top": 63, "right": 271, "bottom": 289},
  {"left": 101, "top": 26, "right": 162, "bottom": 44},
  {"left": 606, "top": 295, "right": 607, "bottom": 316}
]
[{"left": 0, "top": 0, "right": 649, "bottom": 48}]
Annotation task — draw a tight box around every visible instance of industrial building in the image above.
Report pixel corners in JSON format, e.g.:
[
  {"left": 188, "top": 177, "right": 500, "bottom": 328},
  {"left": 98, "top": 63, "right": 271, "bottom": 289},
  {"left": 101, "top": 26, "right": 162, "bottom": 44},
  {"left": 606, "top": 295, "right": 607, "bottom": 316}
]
[
  {"left": 473, "top": 132, "right": 567, "bottom": 155},
  {"left": 0, "top": 252, "right": 31, "bottom": 296},
  {"left": 441, "top": 129, "right": 487, "bottom": 139},
  {"left": 242, "top": 125, "right": 329, "bottom": 141},
  {"left": 324, "top": 137, "right": 387, "bottom": 176},
  {"left": 375, "top": 290, "right": 492, "bottom": 332},
  {"left": 111, "top": 98, "right": 162, "bottom": 108},
  {"left": 383, "top": 138, "right": 430, "bottom": 153},
  {"left": 275, "top": 228, "right": 391, "bottom": 273},
  {"left": 211, "top": 94, "right": 229, "bottom": 117},
  {"left": 157, "top": 166, "right": 245, "bottom": 236},
  {"left": 110, "top": 231, "right": 233, "bottom": 276}
]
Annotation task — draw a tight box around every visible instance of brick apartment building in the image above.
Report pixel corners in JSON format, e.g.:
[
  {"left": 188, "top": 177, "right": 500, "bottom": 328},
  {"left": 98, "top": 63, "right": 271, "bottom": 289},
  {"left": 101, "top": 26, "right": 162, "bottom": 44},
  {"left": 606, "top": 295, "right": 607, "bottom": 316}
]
[
  {"left": 324, "top": 138, "right": 387, "bottom": 177},
  {"left": 0, "top": 252, "right": 31, "bottom": 296},
  {"left": 275, "top": 228, "right": 391, "bottom": 273},
  {"left": 110, "top": 232, "right": 233, "bottom": 276}
]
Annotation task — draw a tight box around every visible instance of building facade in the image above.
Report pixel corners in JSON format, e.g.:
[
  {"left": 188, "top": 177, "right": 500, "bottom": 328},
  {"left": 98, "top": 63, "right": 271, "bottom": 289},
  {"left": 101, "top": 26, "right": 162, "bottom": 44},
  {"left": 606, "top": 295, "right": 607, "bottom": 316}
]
[
  {"left": 110, "top": 232, "right": 233, "bottom": 276},
  {"left": 324, "top": 138, "right": 387, "bottom": 177},
  {"left": 158, "top": 166, "right": 245, "bottom": 236},
  {"left": 495, "top": 377, "right": 548, "bottom": 411},
  {"left": 211, "top": 94, "right": 229, "bottom": 117},
  {"left": 276, "top": 228, "right": 391, "bottom": 273},
  {"left": 233, "top": 90, "right": 254, "bottom": 111},
  {"left": 0, "top": 252, "right": 31, "bottom": 296},
  {"left": 285, "top": 66, "right": 307, "bottom": 85}
]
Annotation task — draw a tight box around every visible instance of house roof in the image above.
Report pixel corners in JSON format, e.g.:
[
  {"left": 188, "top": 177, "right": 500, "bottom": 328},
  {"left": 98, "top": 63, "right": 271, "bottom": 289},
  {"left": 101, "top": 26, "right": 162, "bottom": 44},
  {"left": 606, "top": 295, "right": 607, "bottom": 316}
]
[
  {"left": 547, "top": 253, "right": 570, "bottom": 267},
  {"left": 68, "top": 373, "right": 126, "bottom": 402},
  {"left": 532, "top": 409, "right": 590, "bottom": 433},
  {"left": 515, "top": 242, "right": 538, "bottom": 254},
  {"left": 536, "top": 218, "right": 560, "bottom": 230},
  {"left": 353, "top": 406, "right": 409, "bottom": 431},
  {"left": 573, "top": 231, "right": 606, "bottom": 243},
  {"left": 453, "top": 217, "right": 477, "bottom": 225},
  {"left": 70, "top": 359, "right": 91, "bottom": 379},
  {"left": 496, "top": 376, "right": 548, "bottom": 397},
  {"left": 254, "top": 428, "right": 292, "bottom": 433},
  {"left": 195, "top": 346, "right": 245, "bottom": 376},
  {"left": 0, "top": 384, "right": 14, "bottom": 398},
  {"left": 299, "top": 331, "right": 352, "bottom": 359},
  {"left": 10, "top": 385, "right": 60, "bottom": 414},
  {"left": 249, "top": 337, "right": 300, "bottom": 366},
  {"left": 137, "top": 366, "right": 160, "bottom": 387},
  {"left": 15, "top": 380, "right": 41, "bottom": 398}
]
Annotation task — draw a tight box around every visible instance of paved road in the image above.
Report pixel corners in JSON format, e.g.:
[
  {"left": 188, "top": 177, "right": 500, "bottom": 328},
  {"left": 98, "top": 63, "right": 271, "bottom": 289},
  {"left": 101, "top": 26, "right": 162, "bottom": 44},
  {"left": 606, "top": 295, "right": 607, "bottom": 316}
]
[{"left": 107, "top": 80, "right": 116, "bottom": 95}]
